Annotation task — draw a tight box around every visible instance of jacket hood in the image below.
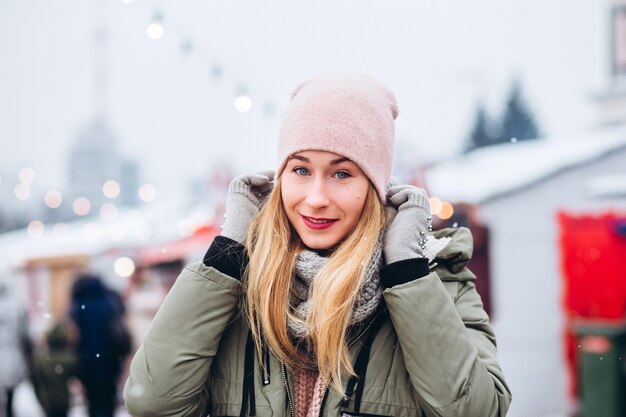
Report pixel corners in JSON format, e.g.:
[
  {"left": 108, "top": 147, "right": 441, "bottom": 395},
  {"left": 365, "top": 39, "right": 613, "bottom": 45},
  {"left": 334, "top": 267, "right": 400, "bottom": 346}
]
[
  {"left": 431, "top": 227, "right": 476, "bottom": 282},
  {"left": 71, "top": 274, "right": 107, "bottom": 299}
]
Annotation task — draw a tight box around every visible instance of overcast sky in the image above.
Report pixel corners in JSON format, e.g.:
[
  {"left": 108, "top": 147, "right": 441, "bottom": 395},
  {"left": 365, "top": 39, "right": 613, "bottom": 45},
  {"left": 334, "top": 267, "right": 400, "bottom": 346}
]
[{"left": 0, "top": 0, "right": 612, "bottom": 204}]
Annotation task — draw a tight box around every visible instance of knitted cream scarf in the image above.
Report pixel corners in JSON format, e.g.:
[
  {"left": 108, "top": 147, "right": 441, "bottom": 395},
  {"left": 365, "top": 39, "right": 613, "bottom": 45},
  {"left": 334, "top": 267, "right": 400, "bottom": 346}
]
[{"left": 287, "top": 233, "right": 384, "bottom": 343}]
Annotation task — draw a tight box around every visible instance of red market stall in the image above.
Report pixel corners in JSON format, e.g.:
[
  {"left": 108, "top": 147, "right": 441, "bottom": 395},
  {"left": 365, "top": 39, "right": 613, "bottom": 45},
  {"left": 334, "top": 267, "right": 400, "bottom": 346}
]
[{"left": 558, "top": 211, "right": 626, "bottom": 399}]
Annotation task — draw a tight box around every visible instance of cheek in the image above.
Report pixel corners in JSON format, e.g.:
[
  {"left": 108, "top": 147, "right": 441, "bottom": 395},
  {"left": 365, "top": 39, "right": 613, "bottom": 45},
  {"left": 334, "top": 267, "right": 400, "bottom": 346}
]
[
  {"left": 280, "top": 180, "right": 293, "bottom": 204},
  {"left": 281, "top": 181, "right": 302, "bottom": 211},
  {"left": 342, "top": 186, "right": 368, "bottom": 217}
]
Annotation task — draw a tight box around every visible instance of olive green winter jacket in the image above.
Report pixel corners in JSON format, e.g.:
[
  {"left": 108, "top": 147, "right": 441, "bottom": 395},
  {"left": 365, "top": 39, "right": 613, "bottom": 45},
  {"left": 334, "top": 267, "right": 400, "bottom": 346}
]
[{"left": 124, "top": 227, "right": 511, "bottom": 417}]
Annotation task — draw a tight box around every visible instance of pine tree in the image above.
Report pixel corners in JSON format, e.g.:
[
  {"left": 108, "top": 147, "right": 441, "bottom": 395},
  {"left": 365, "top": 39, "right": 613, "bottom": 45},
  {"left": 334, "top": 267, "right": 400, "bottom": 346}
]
[
  {"left": 464, "top": 103, "right": 495, "bottom": 153},
  {"left": 497, "top": 79, "right": 540, "bottom": 144}
]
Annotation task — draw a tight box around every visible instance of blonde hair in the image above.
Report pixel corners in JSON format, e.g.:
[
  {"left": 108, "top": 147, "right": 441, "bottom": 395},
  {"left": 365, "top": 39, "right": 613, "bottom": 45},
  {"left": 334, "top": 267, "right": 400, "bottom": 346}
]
[{"left": 244, "top": 177, "right": 385, "bottom": 392}]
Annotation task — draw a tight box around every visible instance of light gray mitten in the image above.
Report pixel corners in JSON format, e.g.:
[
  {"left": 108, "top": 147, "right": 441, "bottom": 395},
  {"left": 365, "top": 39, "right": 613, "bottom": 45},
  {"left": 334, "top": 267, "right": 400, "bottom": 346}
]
[
  {"left": 221, "top": 171, "right": 274, "bottom": 244},
  {"left": 383, "top": 184, "right": 432, "bottom": 264}
]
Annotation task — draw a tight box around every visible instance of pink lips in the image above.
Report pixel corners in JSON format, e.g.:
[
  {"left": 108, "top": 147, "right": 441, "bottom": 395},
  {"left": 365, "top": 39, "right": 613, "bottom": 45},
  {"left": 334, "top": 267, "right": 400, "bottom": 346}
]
[{"left": 301, "top": 215, "right": 338, "bottom": 230}]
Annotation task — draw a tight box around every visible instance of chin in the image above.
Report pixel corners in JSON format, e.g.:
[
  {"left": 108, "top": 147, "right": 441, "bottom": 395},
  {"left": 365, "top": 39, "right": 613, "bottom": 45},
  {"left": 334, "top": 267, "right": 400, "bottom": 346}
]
[{"left": 299, "top": 235, "right": 340, "bottom": 251}]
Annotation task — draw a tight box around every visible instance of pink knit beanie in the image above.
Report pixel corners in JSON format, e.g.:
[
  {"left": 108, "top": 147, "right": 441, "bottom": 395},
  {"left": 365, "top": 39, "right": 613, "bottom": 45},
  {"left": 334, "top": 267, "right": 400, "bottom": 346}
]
[{"left": 276, "top": 73, "right": 399, "bottom": 203}]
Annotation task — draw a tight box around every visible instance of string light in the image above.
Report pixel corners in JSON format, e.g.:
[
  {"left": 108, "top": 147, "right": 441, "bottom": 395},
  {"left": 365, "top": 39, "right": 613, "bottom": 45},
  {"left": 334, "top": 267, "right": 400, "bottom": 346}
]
[
  {"left": 120, "top": 5, "right": 275, "bottom": 118},
  {"left": 234, "top": 95, "right": 252, "bottom": 113},
  {"left": 262, "top": 102, "right": 276, "bottom": 117},
  {"left": 209, "top": 65, "right": 223, "bottom": 81},
  {"left": 147, "top": 13, "right": 164, "bottom": 40},
  {"left": 7, "top": 2, "right": 283, "bottom": 226},
  {"left": 179, "top": 38, "right": 193, "bottom": 56}
]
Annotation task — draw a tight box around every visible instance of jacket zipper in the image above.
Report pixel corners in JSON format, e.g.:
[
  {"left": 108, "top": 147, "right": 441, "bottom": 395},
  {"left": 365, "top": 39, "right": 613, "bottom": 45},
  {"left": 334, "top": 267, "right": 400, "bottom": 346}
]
[
  {"left": 318, "top": 385, "right": 330, "bottom": 417},
  {"left": 262, "top": 347, "right": 271, "bottom": 386},
  {"left": 281, "top": 362, "right": 295, "bottom": 417},
  {"left": 318, "top": 309, "right": 386, "bottom": 417}
]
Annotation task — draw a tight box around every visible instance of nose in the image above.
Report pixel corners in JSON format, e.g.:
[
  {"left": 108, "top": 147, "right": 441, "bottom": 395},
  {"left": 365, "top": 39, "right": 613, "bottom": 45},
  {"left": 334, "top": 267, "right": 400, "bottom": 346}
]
[{"left": 304, "top": 176, "right": 330, "bottom": 209}]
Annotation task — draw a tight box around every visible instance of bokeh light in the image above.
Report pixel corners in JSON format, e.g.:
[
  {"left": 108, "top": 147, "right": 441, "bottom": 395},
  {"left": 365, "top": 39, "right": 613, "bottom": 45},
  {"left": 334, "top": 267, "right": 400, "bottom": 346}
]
[
  {"left": 438, "top": 202, "right": 454, "bottom": 220},
  {"left": 114, "top": 257, "right": 135, "bottom": 277},
  {"left": 177, "top": 219, "right": 193, "bottom": 237},
  {"left": 19, "top": 167, "right": 35, "bottom": 184},
  {"left": 44, "top": 190, "right": 62, "bottom": 208},
  {"left": 187, "top": 212, "right": 207, "bottom": 231},
  {"left": 52, "top": 223, "right": 70, "bottom": 238},
  {"left": 14, "top": 183, "right": 30, "bottom": 200},
  {"left": 138, "top": 184, "right": 156, "bottom": 202},
  {"left": 27, "top": 221, "right": 44, "bottom": 239},
  {"left": 147, "top": 22, "right": 164, "bottom": 40},
  {"left": 108, "top": 223, "right": 127, "bottom": 241},
  {"left": 428, "top": 197, "right": 443, "bottom": 216},
  {"left": 102, "top": 180, "right": 120, "bottom": 198},
  {"left": 100, "top": 203, "right": 118, "bottom": 221},
  {"left": 82, "top": 222, "right": 102, "bottom": 240},
  {"left": 123, "top": 209, "right": 143, "bottom": 225},
  {"left": 73, "top": 197, "right": 91, "bottom": 216},
  {"left": 133, "top": 222, "right": 152, "bottom": 240},
  {"left": 234, "top": 95, "right": 252, "bottom": 112}
]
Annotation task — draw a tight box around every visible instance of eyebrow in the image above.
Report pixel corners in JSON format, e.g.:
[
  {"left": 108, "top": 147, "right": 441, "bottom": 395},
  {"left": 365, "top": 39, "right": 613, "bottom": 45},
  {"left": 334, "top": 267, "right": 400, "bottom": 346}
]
[{"left": 288, "top": 155, "right": 351, "bottom": 165}]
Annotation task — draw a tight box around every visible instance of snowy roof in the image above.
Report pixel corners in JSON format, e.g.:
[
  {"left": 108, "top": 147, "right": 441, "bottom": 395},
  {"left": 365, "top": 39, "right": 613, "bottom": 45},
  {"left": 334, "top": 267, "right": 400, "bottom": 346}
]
[
  {"left": 0, "top": 198, "right": 218, "bottom": 272},
  {"left": 584, "top": 174, "right": 626, "bottom": 199},
  {"left": 424, "top": 124, "right": 626, "bottom": 204}
]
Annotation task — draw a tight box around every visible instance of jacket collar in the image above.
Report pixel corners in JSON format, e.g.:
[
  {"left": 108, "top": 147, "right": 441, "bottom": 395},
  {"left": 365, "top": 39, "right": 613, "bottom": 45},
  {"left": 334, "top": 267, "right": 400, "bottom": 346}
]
[{"left": 432, "top": 227, "right": 476, "bottom": 282}]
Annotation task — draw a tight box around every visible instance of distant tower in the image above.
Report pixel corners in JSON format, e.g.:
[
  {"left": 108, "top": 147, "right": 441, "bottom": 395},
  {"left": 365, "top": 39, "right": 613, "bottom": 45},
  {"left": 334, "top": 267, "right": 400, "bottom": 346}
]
[
  {"left": 67, "top": 0, "right": 139, "bottom": 210},
  {"left": 596, "top": 0, "right": 626, "bottom": 125}
]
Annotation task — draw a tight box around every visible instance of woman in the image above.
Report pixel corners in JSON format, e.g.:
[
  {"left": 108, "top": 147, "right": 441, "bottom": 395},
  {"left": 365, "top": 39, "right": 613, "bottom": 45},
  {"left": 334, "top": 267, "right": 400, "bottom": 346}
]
[{"left": 124, "top": 74, "right": 512, "bottom": 417}]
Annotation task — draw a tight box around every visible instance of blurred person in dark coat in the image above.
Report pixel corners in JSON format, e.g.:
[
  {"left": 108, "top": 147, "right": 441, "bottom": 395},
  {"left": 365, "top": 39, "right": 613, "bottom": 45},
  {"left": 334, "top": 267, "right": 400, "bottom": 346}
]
[
  {"left": 69, "top": 274, "right": 131, "bottom": 417},
  {"left": 0, "top": 279, "right": 31, "bottom": 417},
  {"left": 32, "top": 321, "right": 78, "bottom": 417}
]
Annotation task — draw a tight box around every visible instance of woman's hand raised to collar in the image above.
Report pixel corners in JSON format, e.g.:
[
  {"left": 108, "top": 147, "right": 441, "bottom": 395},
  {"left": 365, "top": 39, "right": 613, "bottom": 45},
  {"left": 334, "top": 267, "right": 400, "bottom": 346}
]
[
  {"left": 383, "top": 183, "right": 432, "bottom": 264},
  {"left": 220, "top": 171, "right": 275, "bottom": 244}
]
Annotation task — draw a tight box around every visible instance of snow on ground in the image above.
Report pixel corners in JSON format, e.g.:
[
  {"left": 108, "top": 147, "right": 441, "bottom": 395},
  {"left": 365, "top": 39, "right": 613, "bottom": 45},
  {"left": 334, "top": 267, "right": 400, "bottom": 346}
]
[{"left": 13, "top": 381, "right": 130, "bottom": 417}]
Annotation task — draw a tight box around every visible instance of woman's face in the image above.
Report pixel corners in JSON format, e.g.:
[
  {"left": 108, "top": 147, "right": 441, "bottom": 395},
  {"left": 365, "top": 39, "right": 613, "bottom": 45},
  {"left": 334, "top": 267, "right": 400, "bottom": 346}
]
[{"left": 281, "top": 150, "right": 370, "bottom": 250}]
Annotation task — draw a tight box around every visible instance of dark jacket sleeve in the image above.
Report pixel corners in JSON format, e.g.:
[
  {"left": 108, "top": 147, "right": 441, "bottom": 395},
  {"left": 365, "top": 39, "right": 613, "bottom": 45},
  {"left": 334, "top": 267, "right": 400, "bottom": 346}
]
[
  {"left": 203, "top": 235, "right": 248, "bottom": 280},
  {"left": 381, "top": 257, "right": 430, "bottom": 289}
]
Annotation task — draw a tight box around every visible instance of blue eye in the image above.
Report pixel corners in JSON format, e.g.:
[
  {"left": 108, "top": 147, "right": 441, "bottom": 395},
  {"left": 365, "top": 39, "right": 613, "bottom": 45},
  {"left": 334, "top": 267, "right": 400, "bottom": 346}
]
[
  {"left": 294, "top": 167, "right": 309, "bottom": 176},
  {"left": 335, "top": 171, "right": 350, "bottom": 179}
]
